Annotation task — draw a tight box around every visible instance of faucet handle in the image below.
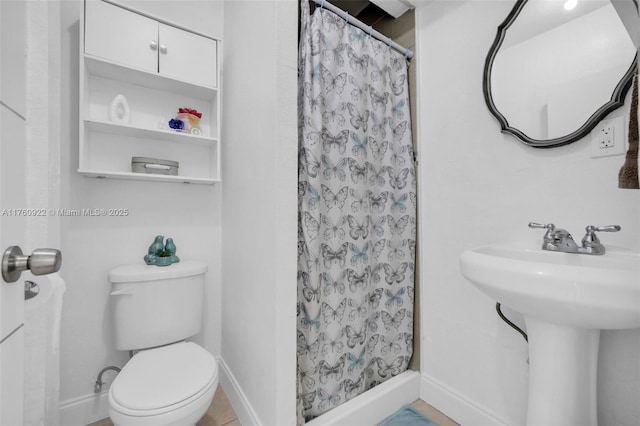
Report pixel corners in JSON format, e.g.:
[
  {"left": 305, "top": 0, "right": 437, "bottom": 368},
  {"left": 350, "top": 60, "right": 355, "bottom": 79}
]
[
  {"left": 529, "top": 222, "right": 555, "bottom": 239},
  {"left": 585, "top": 225, "right": 621, "bottom": 233},
  {"left": 582, "top": 225, "right": 621, "bottom": 243},
  {"left": 528, "top": 222, "right": 555, "bottom": 231},
  {"left": 529, "top": 223, "right": 558, "bottom": 249},
  {"left": 580, "top": 225, "right": 621, "bottom": 254}
]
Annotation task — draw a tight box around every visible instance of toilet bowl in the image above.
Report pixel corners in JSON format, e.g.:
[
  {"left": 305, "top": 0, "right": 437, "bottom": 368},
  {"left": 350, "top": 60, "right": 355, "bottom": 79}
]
[{"left": 109, "top": 342, "right": 218, "bottom": 426}]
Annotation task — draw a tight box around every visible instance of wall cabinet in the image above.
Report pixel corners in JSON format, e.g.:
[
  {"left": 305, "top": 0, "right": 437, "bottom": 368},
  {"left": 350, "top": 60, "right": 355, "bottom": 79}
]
[{"left": 79, "top": 0, "right": 221, "bottom": 184}]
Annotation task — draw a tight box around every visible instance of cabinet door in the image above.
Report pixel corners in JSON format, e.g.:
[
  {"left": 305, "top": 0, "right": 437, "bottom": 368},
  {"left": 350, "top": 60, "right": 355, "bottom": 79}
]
[
  {"left": 84, "top": 0, "right": 158, "bottom": 74},
  {"left": 158, "top": 23, "right": 217, "bottom": 88}
]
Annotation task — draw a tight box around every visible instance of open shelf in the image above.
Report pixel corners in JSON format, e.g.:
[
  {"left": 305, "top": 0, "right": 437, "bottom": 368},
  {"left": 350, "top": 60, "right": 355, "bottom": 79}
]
[
  {"left": 84, "top": 119, "right": 217, "bottom": 146},
  {"left": 84, "top": 55, "right": 217, "bottom": 100},
  {"left": 78, "top": 169, "right": 219, "bottom": 185}
]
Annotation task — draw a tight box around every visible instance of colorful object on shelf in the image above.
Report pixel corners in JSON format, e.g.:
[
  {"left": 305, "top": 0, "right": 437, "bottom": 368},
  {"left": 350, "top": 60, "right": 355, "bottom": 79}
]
[
  {"left": 144, "top": 235, "right": 180, "bottom": 266},
  {"left": 178, "top": 108, "right": 202, "bottom": 118},
  {"left": 169, "top": 118, "right": 184, "bottom": 130},
  {"left": 173, "top": 107, "right": 202, "bottom": 134}
]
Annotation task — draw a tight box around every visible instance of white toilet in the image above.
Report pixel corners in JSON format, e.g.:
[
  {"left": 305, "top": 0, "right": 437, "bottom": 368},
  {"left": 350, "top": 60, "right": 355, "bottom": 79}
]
[{"left": 108, "top": 261, "right": 218, "bottom": 426}]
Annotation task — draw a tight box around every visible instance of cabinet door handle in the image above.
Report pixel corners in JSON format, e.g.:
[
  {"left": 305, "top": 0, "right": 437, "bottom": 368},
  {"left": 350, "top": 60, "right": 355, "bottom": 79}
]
[
  {"left": 160, "top": 44, "right": 168, "bottom": 54},
  {"left": 149, "top": 40, "right": 158, "bottom": 51}
]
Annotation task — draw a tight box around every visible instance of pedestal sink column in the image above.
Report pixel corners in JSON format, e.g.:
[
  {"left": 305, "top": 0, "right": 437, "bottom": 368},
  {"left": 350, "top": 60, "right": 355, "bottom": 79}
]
[{"left": 525, "top": 318, "right": 600, "bottom": 426}]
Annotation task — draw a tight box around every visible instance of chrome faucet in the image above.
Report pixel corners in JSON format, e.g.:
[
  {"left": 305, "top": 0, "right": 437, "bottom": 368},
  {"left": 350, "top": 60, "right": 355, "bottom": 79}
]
[{"left": 528, "top": 222, "right": 621, "bottom": 255}]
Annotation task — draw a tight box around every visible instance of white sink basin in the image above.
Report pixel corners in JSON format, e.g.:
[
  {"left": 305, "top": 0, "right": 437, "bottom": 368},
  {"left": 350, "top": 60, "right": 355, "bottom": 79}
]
[
  {"left": 460, "top": 242, "right": 640, "bottom": 426},
  {"left": 460, "top": 242, "right": 640, "bottom": 329}
]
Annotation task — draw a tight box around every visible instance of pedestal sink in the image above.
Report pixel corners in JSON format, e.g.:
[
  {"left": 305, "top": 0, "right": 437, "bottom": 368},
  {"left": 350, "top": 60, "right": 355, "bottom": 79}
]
[{"left": 460, "top": 242, "right": 640, "bottom": 426}]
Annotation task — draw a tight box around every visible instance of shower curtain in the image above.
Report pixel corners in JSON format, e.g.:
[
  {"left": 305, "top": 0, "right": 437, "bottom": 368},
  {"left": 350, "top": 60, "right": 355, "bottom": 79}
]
[{"left": 297, "top": 1, "right": 416, "bottom": 421}]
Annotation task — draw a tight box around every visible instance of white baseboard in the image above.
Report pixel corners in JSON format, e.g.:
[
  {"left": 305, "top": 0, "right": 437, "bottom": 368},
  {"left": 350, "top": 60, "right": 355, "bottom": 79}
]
[
  {"left": 59, "top": 390, "right": 110, "bottom": 426},
  {"left": 420, "top": 374, "right": 509, "bottom": 426},
  {"left": 306, "top": 370, "right": 420, "bottom": 426},
  {"left": 219, "top": 361, "right": 419, "bottom": 426},
  {"left": 218, "top": 356, "right": 263, "bottom": 426}
]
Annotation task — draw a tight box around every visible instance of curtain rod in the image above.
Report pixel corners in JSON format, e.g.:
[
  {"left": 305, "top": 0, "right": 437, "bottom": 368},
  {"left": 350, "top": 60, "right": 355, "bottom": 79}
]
[{"left": 310, "top": 0, "right": 414, "bottom": 59}]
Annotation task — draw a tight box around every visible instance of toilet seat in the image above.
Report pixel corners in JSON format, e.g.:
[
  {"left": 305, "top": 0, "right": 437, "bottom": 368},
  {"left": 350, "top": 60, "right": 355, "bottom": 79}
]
[{"left": 109, "top": 342, "right": 218, "bottom": 417}]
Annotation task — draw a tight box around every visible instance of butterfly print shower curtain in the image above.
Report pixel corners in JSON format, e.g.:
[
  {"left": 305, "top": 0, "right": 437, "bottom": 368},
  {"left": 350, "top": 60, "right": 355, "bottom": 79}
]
[{"left": 297, "top": 1, "right": 416, "bottom": 422}]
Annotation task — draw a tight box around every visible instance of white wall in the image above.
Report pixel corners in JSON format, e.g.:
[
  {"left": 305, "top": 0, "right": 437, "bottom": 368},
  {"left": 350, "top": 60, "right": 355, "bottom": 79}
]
[
  {"left": 220, "top": 1, "right": 298, "bottom": 425},
  {"left": 416, "top": 2, "right": 640, "bottom": 426},
  {"left": 56, "top": 1, "right": 223, "bottom": 423}
]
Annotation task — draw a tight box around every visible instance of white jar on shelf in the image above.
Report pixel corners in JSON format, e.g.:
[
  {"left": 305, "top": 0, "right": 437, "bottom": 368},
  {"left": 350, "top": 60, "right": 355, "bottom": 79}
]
[{"left": 108, "top": 94, "right": 130, "bottom": 123}]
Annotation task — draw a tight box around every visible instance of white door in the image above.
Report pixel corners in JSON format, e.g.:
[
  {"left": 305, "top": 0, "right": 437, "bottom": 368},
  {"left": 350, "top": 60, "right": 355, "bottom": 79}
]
[
  {"left": 158, "top": 23, "right": 217, "bottom": 87},
  {"left": 84, "top": 0, "right": 158, "bottom": 73},
  {"left": 0, "top": 1, "right": 28, "bottom": 424}
]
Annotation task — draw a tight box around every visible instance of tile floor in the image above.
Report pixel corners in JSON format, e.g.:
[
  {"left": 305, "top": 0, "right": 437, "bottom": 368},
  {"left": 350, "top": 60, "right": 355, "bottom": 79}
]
[
  {"left": 410, "top": 399, "right": 460, "bottom": 426},
  {"left": 89, "top": 385, "right": 459, "bottom": 426}
]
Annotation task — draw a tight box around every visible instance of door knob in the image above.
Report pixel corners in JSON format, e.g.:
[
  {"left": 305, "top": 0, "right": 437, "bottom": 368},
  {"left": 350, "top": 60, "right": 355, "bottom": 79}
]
[{"left": 2, "top": 246, "right": 62, "bottom": 283}]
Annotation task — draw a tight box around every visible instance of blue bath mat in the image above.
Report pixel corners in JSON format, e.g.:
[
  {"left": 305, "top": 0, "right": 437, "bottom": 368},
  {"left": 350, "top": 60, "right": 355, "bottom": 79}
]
[{"left": 377, "top": 404, "right": 440, "bottom": 426}]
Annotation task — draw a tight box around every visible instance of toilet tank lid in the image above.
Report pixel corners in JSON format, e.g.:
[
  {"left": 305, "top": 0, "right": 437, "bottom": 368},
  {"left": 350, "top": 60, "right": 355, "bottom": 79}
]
[{"left": 109, "top": 260, "right": 207, "bottom": 283}]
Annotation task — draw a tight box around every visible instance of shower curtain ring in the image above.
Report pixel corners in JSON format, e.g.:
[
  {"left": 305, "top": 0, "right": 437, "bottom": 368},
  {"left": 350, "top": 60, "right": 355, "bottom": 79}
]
[
  {"left": 387, "top": 37, "right": 393, "bottom": 47},
  {"left": 368, "top": 25, "right": 373, "bottom": 38},
  {"left": 345, "top": 11, "right": 349, "bottom": 24},
  {"left": 404, "top": 48, "right": 410, "bottom": 58},
  {"left": 320, "top": 0, "right": 325, "bottom": 9}
]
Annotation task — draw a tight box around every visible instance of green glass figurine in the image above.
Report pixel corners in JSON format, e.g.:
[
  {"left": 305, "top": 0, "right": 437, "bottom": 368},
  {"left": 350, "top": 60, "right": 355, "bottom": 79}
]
[{"left": 143, "top": 235, "right": 179, "bottom": 266}]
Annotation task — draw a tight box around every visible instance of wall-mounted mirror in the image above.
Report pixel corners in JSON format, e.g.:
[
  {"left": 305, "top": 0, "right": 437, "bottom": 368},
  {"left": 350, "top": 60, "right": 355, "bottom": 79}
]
[{"left": 484, "top": 0, "right": 638, "bottom": 148}]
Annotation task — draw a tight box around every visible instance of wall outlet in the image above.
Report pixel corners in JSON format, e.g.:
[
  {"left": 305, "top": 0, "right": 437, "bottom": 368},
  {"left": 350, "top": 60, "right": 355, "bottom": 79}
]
[
  {"left": 591, "top": 116, "right": 625, "bottom": 158},
  {"left": 599, "top": 126, "right": 614, "bottom": 148}
]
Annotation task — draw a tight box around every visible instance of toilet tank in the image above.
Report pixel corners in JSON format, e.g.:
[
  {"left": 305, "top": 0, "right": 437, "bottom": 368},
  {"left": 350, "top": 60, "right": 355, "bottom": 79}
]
[{"left": 109, "top": 261, "right": 208, "bottom": 351}]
